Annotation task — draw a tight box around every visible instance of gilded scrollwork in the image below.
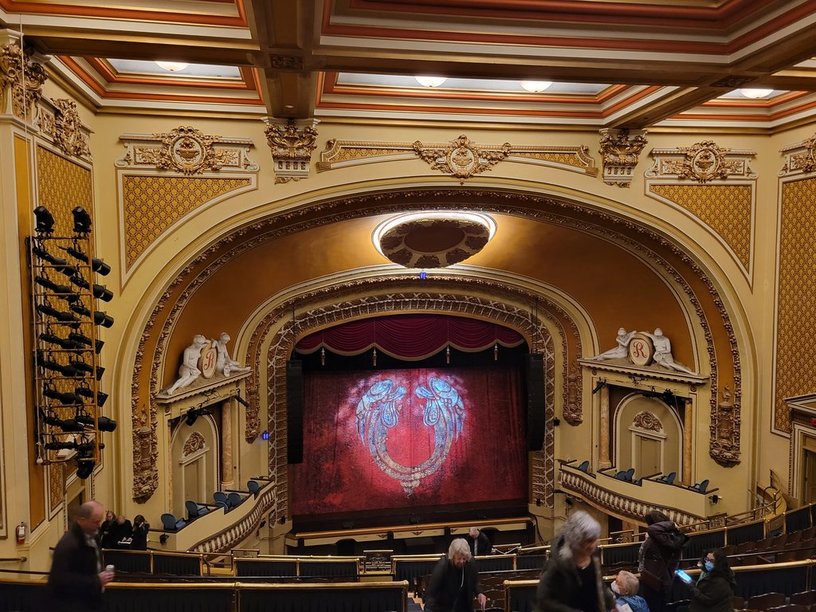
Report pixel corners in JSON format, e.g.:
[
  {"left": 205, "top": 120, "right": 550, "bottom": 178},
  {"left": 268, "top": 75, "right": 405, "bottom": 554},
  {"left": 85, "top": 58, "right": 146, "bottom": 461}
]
[
  {"left": 413, "top": 134, "right": 511, "bottom": 181},
  {"left": 780, "top": 133, "right": 816, "bottom": 176},
  {"left": 648, "top": 140, "right": 756, "bottom": 183},
  {"left": 0, "top": 40, "right": 48, "bottom": 119},
  {"left": 599, "top": 128, "right": 648, "bottom": 187},
  {"left": 633, "top": 411, "right": 663, "bottom": 432},
  {"left": 264, "top": 118, "right": 319, "bottom": 183},
  {"left": 49, "top": 99, "right": 91, "bottom": 158},
  {"left": 182, "top": 432, "right": 207, "bottom": 456}
]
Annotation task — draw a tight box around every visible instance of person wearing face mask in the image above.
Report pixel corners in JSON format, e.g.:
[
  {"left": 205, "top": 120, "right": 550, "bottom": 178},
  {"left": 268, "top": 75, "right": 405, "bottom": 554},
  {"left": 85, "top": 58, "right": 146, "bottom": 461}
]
[
  {"left": 689, "top": 550, "right": 735, "bottom": 612},
  {"left": 610, "top": 571, "right": 649, "bottom": 612}
]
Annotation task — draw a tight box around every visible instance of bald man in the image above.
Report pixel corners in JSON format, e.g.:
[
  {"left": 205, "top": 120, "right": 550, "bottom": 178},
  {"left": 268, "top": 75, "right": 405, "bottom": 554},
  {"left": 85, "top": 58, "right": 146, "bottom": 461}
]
[{"left": 48, "top": 500, "right": 115, "bottom": 612}]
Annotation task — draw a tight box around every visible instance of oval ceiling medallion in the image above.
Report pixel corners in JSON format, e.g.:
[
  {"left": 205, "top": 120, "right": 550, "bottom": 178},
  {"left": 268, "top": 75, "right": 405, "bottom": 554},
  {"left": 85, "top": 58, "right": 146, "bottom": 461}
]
[{"left": 373, "top": 212, "right": 496, "bottom": 268}]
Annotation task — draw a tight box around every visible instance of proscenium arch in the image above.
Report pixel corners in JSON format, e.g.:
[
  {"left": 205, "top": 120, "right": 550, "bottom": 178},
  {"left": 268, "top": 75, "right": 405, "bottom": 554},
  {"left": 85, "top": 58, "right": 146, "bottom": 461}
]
[{"left": 130, "top": 185, "right": 742, "bottom": 502}]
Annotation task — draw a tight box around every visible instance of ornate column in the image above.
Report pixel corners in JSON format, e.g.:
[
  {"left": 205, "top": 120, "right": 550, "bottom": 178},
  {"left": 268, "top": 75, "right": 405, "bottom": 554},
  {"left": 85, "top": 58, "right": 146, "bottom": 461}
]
[
  {"left": 0, "top": 30, "right": 48, "bottom": 120},
  {"left": 221, "top": 398, "right": 235, "bottom": 487},
  {"left": 263, "top": 117, "right": 319, "bottom": 183},
  {"left": 682, "top": 398, "right": 693, "bottom": 484},
  {"left": 599, "top": 384, "right": 611, "bottom": 468},
  {"left": 599, "top": 128, "right": 648, "bottom": 187}
]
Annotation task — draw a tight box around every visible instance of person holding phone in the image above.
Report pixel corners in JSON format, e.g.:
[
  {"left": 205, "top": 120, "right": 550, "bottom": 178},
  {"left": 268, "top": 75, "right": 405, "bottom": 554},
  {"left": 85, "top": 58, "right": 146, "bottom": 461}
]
[{"left": 688, "top": 550, "right": 735, "bottom": 612}]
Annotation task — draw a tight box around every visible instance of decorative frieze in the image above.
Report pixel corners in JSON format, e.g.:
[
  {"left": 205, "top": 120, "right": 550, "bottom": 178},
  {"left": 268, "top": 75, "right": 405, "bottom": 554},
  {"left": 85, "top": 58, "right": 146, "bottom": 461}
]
[
  {"left": 780, "top": 133, "right": 816, "bottom": 176},
  {"left": 0, "top": 35, "right": 48, "bottom": 120},
  {"left": 116, "top": 127, "right": 257, "bottom": 175},
  {"left": 38, "top": 98, "right": 91, "bottom": 159},
  {"left": 263, "top": 117, "right": 319, "bottom": 183},
  {"left": 647, "top": 140, "right": 756, "bottom": 183},
  {"left": 599, "top": 128, "right": 648, "bottom": 187},
  {"left": 318, "top": 135, "right": 597, "bottom": 179}
]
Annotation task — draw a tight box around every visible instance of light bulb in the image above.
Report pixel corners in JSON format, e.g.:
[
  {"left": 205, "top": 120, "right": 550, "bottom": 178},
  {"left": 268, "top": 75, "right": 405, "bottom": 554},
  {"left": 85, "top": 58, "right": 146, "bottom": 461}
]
[
  {"left": 156, "top": 61, "right": 189, "bottom": 73},
  {"left": 415, "top": 76, "right": 447, "bottom": 88},
  {"left": 521, "top": 80, "right": 553, "bottom": 93},
  {"left": 738, "top": 88, "right": 773, "bottom": 99}
]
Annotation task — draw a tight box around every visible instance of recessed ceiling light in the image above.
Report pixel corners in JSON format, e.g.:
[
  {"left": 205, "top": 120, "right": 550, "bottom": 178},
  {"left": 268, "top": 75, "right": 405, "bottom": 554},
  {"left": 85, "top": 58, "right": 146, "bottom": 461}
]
[
  {"left": 155, "top": 61, "right": 189, "bottom": 73},
  {"left": 521, "top": 80, "right": 553, "bottom": 93},
  {"left": 738, "top": 88, "right": 773, "bottom": 99},
  {"left": 415, "top": 76, "right": 447, "bottom": 88}
]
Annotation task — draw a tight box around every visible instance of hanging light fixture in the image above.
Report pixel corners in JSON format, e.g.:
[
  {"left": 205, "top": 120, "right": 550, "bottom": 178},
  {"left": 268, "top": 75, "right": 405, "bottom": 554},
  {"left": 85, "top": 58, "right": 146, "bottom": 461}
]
[
  {"left": 156, "top": 61, "right": 189, "bottom": 73},
  {"left": 415, "top": 75, "right": 447, "bottom": 88},
  {"left": 521, "top": 80, "right": 553, "bottom": 93},
  {"left": 738, "top": 88, "right": 773, "bottom": 99}
]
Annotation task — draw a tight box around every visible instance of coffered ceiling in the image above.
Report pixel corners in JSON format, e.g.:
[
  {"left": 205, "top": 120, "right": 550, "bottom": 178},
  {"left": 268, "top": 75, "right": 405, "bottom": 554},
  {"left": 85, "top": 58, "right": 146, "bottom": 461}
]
[{"left": 3, "top": 0, "right": 816, "bottom": 130}]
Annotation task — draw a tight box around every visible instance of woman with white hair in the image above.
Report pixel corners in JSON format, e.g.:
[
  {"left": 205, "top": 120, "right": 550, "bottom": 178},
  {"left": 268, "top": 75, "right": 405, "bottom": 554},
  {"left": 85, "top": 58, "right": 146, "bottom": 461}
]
[
  {"left": 425, "top": 538, "right": 487, "bottom": 612},
  {"left": 535, "top": 511, "right": 616, "bottom": 612}
]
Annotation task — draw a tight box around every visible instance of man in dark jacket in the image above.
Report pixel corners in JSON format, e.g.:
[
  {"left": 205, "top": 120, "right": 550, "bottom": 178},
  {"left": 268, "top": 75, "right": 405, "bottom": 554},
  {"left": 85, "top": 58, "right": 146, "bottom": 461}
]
[
  {"left": 47, "top": 500, "right": 115, "bottom": 612},
  {"left": 425, "top": 538, "right": 487, "bottom": 612},
  {"left": 638, "top": 510, "right": 689, "bottom": 612},
  {"left": 467, "top": 527, "right": 493, "bottom": 557}
]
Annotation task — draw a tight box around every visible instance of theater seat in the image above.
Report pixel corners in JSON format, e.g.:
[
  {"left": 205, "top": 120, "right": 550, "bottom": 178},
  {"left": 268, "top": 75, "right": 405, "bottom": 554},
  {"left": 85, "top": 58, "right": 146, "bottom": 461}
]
[
  {"left": 185, "top": 500, "right": 209, "bottom": 520},
  {"left": 160, "top": 513, "right": 186, "bottom": 531},
  {"left": 247, "top": 480, "right": 261, "bottom": 496}
]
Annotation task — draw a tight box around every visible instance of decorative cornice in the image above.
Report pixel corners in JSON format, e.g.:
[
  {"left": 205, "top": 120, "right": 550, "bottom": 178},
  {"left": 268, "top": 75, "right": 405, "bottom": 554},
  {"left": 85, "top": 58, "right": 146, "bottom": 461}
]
[
  {"left": 116, "top": 127, "right": 257, "bottom": 175},
  {"left": 647, "top": 140, "right": 756, "bottom": 183},
  {"left": 318, "top": 136, "right": 597, "bottom": 178},
  {"left": 599, "top": 128, "right": 648, "bottom": 188},
  {"left": 780, "top": 133, "right": 816, "bottom": 177},
  {"left": 263, "top": 117, "right": 319, "bottom": 183}
]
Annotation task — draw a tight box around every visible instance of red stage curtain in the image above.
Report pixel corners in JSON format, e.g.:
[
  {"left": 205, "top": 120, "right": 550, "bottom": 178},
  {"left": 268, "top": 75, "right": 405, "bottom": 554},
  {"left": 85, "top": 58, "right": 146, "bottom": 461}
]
[
  {"left": 295, "top": 314, "right": 524, "bottom": 360},
  {"left": 291, "top": 365, "right": 528, "bottom": 517}
]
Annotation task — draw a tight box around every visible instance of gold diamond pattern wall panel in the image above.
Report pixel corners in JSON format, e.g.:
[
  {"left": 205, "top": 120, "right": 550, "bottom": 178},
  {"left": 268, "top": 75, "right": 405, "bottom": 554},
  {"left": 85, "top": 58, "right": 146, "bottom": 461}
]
[
  {"left": 122, "top": 176, "right": 252, "bottom": 271},
  {"left": 649, "top": 184, "right": 752, "bottom": 272},
  {"left": 775, "top": 177, "right": 816, "bottom": 433},
  {"left": 36, "top": 145, "right": 93, "bottom": 226}
]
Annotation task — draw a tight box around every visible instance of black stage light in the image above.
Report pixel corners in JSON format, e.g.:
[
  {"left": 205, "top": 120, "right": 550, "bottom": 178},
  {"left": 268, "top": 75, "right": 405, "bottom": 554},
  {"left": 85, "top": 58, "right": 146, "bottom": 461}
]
[
  {"left": 185, "top": 411, "right": 198, "bottom": 426},
  {"left": 58, "top": 246, "right": 111, "bottom": 276},
  {"left": 42, "top": 386, "right": 80, "bottom": 405},
  {"left": 75, "top": 414, "right": 117, "bottom": 432},
  {"left": 39, "top": 331, "right": 81, "bottom": 350},
  {"left": 33, "top": 206, "right": 55, "bottom": 234},
  {"left": 31, "top": 246, "right": 73, "bottom": 274},
  {"left": 74, "top": 386, "right": 108, "bottom": 407},
  {"left": 71, "top": 207, "right": 93, "bottom": 234},
  {"left": 36, "top": 303, "right": 80, "bottom": 325},
  {"left": 68, "top": 332, "right": 104, "bottom": 354},
  {"left": 43, "top": 415, "right": 84, "bottom": 433},
  {"left": 44, "top": 441, "right": 78, "bottom": 450},
  {"left": 235, "top": 394, "right": 250, "bottom": 408},
  {"left": 69, "top": 359, "right": 105, "bottom": 381},
  {"left": 76, "top": 458, "right": 95, "bottom": 479},
  {"left": 76, "top": 441, "right": 104, "bottom": 453},
  {"left": 34, "top": 276, "right": 80, "bottom": 302},
  {"left": 69, "top": 304, "right": 114, "bottom": 328},
  {"left": 67, "top": 275, "right": 112, "bottom": 301},
  {"left": 37, "top": 352, "right": 80, "bottom": 377}
]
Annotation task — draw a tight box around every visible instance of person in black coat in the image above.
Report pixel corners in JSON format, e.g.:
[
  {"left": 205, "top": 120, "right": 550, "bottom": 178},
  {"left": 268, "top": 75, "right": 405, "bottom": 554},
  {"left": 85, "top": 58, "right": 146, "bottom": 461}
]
[
  {"left": 689, "top": 549, "right": 736, "bottom": 612},
  {"left": 638, "top": 510, "right": 689, "bottom": 612},
  {"left": 425, "top": 538, "right": 487, "bottom": 612},
  {"left": 535, "top": 510, "right": 616, "bottom": 612},
  {"left": 47, "top": 500, "right": 115, "bottom": 612},
  {"left": 131, "top": 514, "right": 150, "bottom": 550},
  {"left": 467, "top": 527, "right": 493, "bottom": 557},
  {"left": 111, "top": 514, "right": 133, "bottom": 548}
]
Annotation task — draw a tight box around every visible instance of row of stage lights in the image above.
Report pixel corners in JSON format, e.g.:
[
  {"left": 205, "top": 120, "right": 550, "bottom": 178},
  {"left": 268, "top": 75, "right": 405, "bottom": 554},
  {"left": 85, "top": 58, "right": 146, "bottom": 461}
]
[{"left": 30, "top": 205, "right": 117, "bottom": 479}]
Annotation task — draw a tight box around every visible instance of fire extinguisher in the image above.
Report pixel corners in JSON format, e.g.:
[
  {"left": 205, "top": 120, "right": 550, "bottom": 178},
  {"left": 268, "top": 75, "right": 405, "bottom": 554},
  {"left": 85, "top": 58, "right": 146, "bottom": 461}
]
[{"left": 16, "top": 522, "right": 26, "bottom": 544}]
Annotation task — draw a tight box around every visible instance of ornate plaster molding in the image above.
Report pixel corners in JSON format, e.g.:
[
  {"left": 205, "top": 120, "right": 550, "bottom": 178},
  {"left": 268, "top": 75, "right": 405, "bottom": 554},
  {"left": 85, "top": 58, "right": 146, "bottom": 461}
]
[
  {"left": 647, "top": 140, "right": 756, "bottom": 183},
  {"left": 318, "top": 135, "right": 597, "bottom": 178},
  {"left": 116, "top": 126, "right": 257, "bottom": 175},
  {"left": 599, "top": 128, "right": 648, "bottom": 187},
  {"left": 182, "top": 432, "right": 206, "bottom": 457},
  {"left": 263, "top": 117, "right": 319, "bottom": 183},
  {"left": 37, "top": 98, "right": 91, "bottom": 159},
  {"left": 633, "top": 411, "right": 663, "bottom": 432},
  {"left": 780, "top": 133, "right": 816, "bottom": 176},
  {"left": 0, "top": 38, "right": 48, "bottom": 120}
]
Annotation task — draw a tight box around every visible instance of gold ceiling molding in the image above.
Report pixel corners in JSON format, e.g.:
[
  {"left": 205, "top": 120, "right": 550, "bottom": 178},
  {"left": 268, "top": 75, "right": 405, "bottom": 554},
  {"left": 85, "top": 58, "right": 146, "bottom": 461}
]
[
  {"left": 599, "top": 128, "right": 648, "bottom": 188},
  {"left": 317, "top": 135, "right": 597, "bottom": 179},
  {"left": 780, "top": 133, "right": 816, "bottom": 177},
  {"left": 0, "top": 34, "right": 48, "bottom": 120},
  {"left": 647, "top": 140, "right": 756, "bottom": 184},
  {"left": 38, "top": 98, "right": 91, "bottom": 160},
  {"left": 116, "top": 126, "right": 258, "bottom": 175},
  {"left": 263, "top": 117, "right": 319, "bottom": 183}
]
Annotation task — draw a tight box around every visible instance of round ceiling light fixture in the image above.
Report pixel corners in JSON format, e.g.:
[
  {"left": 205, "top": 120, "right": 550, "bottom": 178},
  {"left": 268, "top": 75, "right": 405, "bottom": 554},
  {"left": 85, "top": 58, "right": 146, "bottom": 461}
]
[
  {"left": 738, "top": 88, "right": 773, "bottom": 99},
  {"left": 521, "top": 80, "right": 553, "bottom": 93},
  {"left": 156, "top": 61, "right": 189, "bottom": 72},
  {"left": 373, "top": 211, "right": 496, "bottom": 269},
  {"left": 415, "top": 75, "right": 447, "bottom": 88}
]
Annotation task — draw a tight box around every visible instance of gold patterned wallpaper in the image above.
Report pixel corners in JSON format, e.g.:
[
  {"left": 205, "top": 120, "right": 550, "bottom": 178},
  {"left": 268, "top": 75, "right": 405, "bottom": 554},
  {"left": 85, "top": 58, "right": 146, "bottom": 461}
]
[
  {"left": 649, "top": 184, "right": 752, "bottom": 271},
  {"left": 775, "top": 177, "right": 816, "bottom": 432},
  {"left": 122, "top": 176, "right": 252, "bottom": 270},
  {"left": 35, "top": 145, "right": 93, "bottom": 228}
]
